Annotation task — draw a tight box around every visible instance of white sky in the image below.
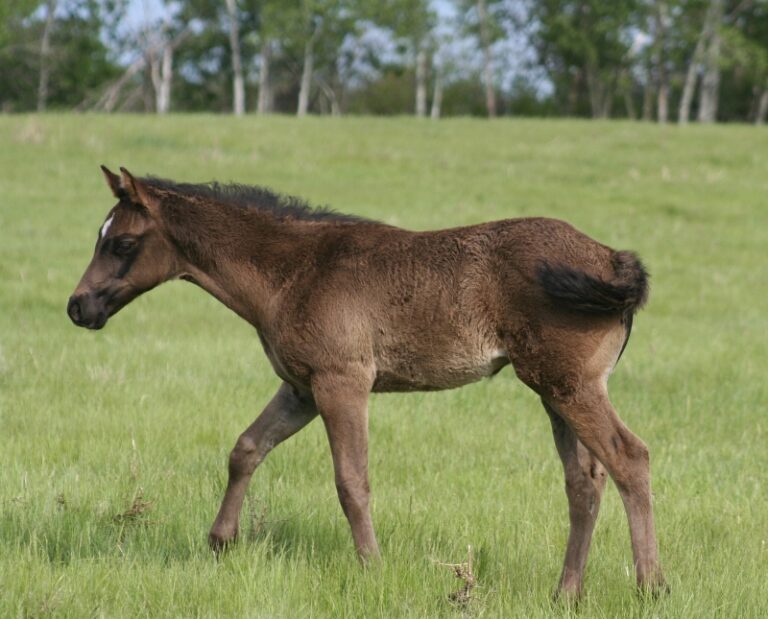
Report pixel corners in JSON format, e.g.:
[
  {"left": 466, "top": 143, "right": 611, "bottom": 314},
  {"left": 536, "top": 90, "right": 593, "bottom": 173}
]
[{"left": 126, "top": 0, "right": 167, "bottom": 27}]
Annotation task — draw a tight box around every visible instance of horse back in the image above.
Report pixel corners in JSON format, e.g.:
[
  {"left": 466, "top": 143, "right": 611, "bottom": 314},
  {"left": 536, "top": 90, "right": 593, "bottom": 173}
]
[{"left": 264, "top": 217, "right": 622, "bottom": 393}]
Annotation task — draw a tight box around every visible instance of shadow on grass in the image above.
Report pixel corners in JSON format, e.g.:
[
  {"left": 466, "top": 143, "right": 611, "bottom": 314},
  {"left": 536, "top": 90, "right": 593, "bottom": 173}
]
[{"left": 1, "top": 511, "right": 348, "bottom": 569}]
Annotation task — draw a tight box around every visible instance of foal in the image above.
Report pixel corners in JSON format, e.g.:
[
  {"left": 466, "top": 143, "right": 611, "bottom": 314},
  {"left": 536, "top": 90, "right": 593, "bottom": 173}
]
[{"left": 68, "top": 167, "right": 665, "bottom": 596}]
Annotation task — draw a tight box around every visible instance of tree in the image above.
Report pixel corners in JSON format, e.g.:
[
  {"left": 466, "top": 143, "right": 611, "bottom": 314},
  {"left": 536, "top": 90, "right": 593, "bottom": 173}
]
[
  {"left": 675, "top": 0, "right": 766, "bottom": 124},
  {"left": 224, "top": 0, "right": 245, "bottom": 115},
  {"left": 720, "top": 1, "right": 768, "bottom": 122},
  {"left": 697, "top": 0, "right": 724, "bottom": 122},
  {"left": 256, "top": 0, "right": 353, "bottom": 116},
  {"left": 0, "top": 0, "right": 123, "bottom": 112},
  {"left": 678, "top": 2, "right": 711, "bottom": 124},
  {"left": 653, "top": 1, "right": 670, "bottom": 122},
  {"left": 37, "top": 0, "right": 58, "bottom": 111},
  {"left": 459, "top": 0, "right": 508, "bottom": 117},
  {"left": 0, "top": 0, "right": 121, "bottom": 112},
  {"left": 164, "top": 0, "right": 258, "bottom": 113},
  {"left": 256, "top": 1, "right": 280, "bottom": 115},
  {"left": 366, "top": 0, "right": 435, "bottom": 116},
  {"left": 477, "top": 0, "right": 496, "bottom": 115},
  {"left": 532, "top": 0, "right": 641, "bottom": 118}
]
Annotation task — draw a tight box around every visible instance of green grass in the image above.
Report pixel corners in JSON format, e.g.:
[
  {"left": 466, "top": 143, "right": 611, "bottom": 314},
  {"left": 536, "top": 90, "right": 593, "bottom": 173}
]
[{"left": 1, "top": 114, "right": 767, "bottom": 618}]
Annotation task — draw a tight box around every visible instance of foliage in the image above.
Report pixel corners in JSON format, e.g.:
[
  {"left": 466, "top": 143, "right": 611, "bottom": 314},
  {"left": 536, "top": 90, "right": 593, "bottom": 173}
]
[
  {"left": 531, "top": 0, "right": 641, "bottom": 117},
  {"left": 0, "top": 1, "right": 119, "bottom": 111},
  {"left": 1, "top": 0, "right": 768, "bottom": 118}
]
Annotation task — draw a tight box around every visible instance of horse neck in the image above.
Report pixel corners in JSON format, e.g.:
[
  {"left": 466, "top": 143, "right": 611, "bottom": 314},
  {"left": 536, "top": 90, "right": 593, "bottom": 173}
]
[{"left": 159, "top": 196, "right": 313, "bottom": 328}]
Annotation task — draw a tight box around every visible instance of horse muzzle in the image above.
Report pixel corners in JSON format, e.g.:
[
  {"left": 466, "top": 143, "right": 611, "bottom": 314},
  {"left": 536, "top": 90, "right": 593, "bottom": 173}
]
[{"left": 67, "top": 293, "right": 108, "bottom": 330}]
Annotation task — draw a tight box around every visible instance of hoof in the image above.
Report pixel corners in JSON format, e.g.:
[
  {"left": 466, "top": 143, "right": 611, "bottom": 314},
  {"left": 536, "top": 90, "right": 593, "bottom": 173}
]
[
  {"left": 553, "top": 573, "right": 583, "bottom": 605},
  {"left": 208, "top": 529, "right": 237, "bottom": 555},
  {"left": 638, "top": 573, "right": 670, "bottom": 598},
  {"left": 552, "top": 586, "right": 582, "bottom": 606},
  {"left": 357, "top": 546, "right": 381, "bottom": 567}
]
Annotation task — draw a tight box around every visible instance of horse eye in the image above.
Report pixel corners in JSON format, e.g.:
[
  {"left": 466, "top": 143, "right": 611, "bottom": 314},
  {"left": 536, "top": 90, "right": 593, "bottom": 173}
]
[{"left": 114, "top": 238, "right": 137, "bottom": 256}]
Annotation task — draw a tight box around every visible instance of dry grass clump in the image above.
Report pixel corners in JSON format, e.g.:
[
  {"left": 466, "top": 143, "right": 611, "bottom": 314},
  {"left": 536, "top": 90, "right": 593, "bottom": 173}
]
[
  {"left": 112, "top": 488, "right": 153, "bottom": 524},
  {"left": 435, "top": 545, "right": 477, "bottom": 608}
]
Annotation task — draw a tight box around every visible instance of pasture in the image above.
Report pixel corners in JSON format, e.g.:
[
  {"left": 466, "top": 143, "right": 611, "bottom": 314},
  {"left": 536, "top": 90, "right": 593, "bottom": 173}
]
[{"left": 1, "top": 115, "right": 766, "bottom": 617}]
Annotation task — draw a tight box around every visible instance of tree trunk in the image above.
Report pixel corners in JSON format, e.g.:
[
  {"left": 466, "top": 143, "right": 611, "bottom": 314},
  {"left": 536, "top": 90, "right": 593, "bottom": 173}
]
[
  {"left": 430, "top": 72, "right": 443, "bottom": 119},
  {"left": 657, "top": 83, "right": 669, "bottom": 123},
  {"left": 89, "top": 29, "right": 187, "bottom": 112},
  {"left": 257, "top": 39, "right": 272, "bottom": 114},
  {"left": 116, "top": 83, "right": 144, "bottom": 112},
  {"left": 756, "top": 87, "right": 768, "bottom": 125},
  {"left": 144, "top": 52, "right": 156, "bottom": 112},
  {"left": 678, "top": 31, "right": 707, "bottom": 124},
  {"left": 156, "top": 44, "right": 173, "bottom": 113},
  {"left": 297, "top": 34, "right": 316, "bottom": 117},
  {"left": 566, "top": 68, "right": 582, "bottom": 116},
  {"left": 621, "top": 70, "right": 636, "bottom": 120},
  {"left": 586, "top": 64, "right": 611, "bottom": 118},
  {"left": 317, "top": 78, "right": 340, "bottom": 116},
  {"left": 654, "top": 1, "right": 669, "bottom": 123},
  {"left": 642, "top": 62, "right": 654, "bottom": 121},
  {"left": 698, "top": 0, "right": 724, "bottom": 123},
  {"left": 37, "top": 0, "right": 57, "bottom": 112},
  {"left": 415, "top": 45, "right": 428, "bottom": 117},
  {"left": 225, "top": 0, "right": 245, "bottom": 116},
  {"left": 477, "top": 0, "right": 497, "bottom": 117},
  {"left": 96, "top": 56, "right": 146, "bottom": 112},
  {"left": 149, "top": 50, "right": 161, "bottom": 110},
  {"left": 679, "top": 0, "right": 721, "bottom": 124},
  {"left": 600, "top": 92, "right": 613, "bottom": 118}
]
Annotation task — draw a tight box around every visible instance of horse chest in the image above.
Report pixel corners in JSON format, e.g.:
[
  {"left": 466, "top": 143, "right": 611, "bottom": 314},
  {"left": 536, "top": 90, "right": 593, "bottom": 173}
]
[{"left": 256, "top": 331, "right": 312, "bottom": 389}]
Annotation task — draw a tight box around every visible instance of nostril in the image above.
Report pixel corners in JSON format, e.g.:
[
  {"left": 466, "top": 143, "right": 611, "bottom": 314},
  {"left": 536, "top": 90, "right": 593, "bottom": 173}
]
[{"left": 67, "top": 297, "right": 81, "bottom": 323}]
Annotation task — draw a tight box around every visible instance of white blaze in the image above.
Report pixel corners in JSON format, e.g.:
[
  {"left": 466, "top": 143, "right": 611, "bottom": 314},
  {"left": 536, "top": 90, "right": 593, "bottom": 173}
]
[{"left": 100, "top": 215, "right": 114, "bottom": 239}]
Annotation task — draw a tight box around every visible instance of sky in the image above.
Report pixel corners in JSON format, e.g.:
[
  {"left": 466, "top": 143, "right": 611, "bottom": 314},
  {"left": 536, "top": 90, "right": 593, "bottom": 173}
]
[{"left": 126, "top": 0, "right": 167, "bottom": 27}]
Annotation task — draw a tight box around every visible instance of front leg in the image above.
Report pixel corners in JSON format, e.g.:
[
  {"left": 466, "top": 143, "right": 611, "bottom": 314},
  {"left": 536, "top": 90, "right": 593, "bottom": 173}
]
[
  {"left": 209, "top": 382, "right": 317, "bottom": 551},
  {"left": 312, "top": 370, "right": 379, "bottom": 562}
]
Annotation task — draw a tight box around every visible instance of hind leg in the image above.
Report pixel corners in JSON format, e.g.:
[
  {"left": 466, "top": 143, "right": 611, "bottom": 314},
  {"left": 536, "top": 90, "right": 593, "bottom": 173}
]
[
  {"left": 543, "top": 399, "right": 607, "bottom": 598},
  {"left": 546, "top": 383, "right": 665, "bottom": 592}
]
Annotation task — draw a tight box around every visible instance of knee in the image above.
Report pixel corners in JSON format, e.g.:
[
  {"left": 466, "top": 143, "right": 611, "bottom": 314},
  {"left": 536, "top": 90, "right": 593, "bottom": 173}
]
[
  {"left": 564, "top": 474, "right": 596, "bottom": 508},
  {"left": 611, "top": 430, "right": 650, "bottom": 465},
  {"left": 335, "top": 476, "right": 370, "bottom": 509},
  {"left": 228, "top": 435, "right": 260, "bottom": 477},
  {"left": 564, "top": 460, "right": 606, "bottom": 515},
  {"left": 625, "top": 436, "right": 650, "bottom": 467},
  {"left": 611, "top": 437, "right": 653, "bottom": 495}
]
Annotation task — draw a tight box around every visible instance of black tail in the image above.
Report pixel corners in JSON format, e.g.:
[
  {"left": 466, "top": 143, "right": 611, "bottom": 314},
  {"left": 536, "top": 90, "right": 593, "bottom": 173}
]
[{"left": 537, "top": 250, "right": 649, "bottom": 316}]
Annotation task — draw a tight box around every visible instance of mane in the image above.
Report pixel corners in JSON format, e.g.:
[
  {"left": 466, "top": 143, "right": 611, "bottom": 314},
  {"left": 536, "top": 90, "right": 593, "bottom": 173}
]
[{"left": 142, "top": 176, "right": 371, "bottom": 223}]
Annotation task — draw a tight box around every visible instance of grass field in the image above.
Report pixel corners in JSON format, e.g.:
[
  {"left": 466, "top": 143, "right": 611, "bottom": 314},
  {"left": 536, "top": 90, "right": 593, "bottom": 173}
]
[{"left": 1, "top": 115, "right": 767, "bottom": 618}]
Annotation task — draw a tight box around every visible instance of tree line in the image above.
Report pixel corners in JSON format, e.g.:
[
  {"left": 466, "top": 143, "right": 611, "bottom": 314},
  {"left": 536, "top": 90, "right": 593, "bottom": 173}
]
[{"left": 1, "top": 0, "right": 767, "bottom": 123}]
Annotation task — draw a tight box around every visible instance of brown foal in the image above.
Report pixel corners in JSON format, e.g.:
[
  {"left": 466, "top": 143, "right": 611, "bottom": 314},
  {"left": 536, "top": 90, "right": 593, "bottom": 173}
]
[{"left": 68, "top": 167, "right": 665, "bottom": 597}]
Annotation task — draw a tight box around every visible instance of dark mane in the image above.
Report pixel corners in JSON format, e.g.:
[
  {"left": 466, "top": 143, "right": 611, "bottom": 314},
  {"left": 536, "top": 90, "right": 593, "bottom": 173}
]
[{"left": 142, "top": 176, "right": 370, "bottom": 223}]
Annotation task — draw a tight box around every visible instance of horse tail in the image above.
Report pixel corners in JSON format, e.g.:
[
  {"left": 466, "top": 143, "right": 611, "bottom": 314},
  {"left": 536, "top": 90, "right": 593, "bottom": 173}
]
[{"left": 536, "top": 250, "right": 649, "bottom": 316}]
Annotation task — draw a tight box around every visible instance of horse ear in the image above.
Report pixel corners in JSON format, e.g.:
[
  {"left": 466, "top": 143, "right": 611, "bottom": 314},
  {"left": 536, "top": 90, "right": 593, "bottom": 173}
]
[
  {"left": 101, "top": 165, "right": 123, "bottom": 198},
  {"left": 119, "top": 167, "right": 155, "bottom": 212}
]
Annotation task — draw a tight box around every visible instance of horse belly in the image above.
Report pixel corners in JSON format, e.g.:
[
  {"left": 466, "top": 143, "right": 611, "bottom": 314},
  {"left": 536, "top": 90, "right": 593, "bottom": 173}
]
[{"left": 371, "top": 347, "right": 509, "bottom": 393}]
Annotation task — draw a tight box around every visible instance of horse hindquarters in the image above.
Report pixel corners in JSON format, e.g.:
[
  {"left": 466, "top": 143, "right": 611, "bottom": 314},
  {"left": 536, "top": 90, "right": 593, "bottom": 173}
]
[{"left": 503, "top": 242, "right": 663, "bottom": 593}]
